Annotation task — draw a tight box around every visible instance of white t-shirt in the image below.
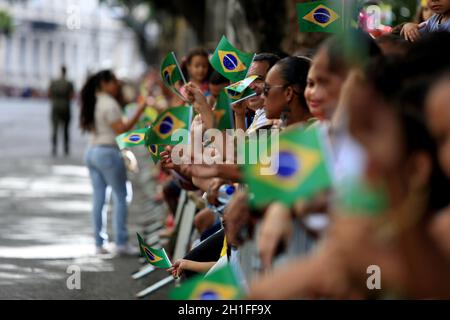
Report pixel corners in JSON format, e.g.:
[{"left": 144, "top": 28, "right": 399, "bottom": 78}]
[
  {"left": 246, "top": 108, "right": 272, "bottom": 134},
  {"left": 89, "top": 92, "right": 123, "bottom": 146}
]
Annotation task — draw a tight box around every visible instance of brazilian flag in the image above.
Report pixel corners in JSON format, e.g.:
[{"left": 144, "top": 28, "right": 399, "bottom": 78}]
[
  {"left": 210, "top": 36, "right": 255, "bottom": 83},
  {"left": 115, "top": 128, "right": 148, "bottom": 150},
  {"left": 136, "top": 107, "right": 158, "bottom": 130},
  {"left": 226, "top": 75, "right": 259, "bottom": 94},
  {"left": 145, "top": 106, "right": 193, "bottom": 146},
  {"left": 243, "top": 126, "right": 332, "bottom": 207},
  {"left": 227, "top": 87, "right": 256, "bottom": 105},
  {"left": 169, "top": 265, "right": 243, "bottom": 300},
  {"left": 161, "top": 52, "right": 187, "bottom": 100},
  {"left": 146, "top": 143, "right": 164, "bottom": 164},
  {"left": 214, "top": 90, "right": 234, "bottom": 130},
  {"left": 137, "top": 233, "right": 172, "bottom": 269},
  {"left": 296, "top": 0, "right": 347, "bottom": 33},
  {"left": 124, "top": 103, "right": 158, "bottom": 130}
]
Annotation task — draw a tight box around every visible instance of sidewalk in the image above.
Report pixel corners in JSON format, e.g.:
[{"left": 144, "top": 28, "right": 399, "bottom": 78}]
[{"left": 0, "top": 98, "right": 171, "bottom": 299}]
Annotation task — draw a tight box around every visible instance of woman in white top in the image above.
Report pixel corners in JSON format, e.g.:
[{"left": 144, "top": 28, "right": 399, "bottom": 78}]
[{"left": 80, "top": 70, "right": 146, "bottom": 255}]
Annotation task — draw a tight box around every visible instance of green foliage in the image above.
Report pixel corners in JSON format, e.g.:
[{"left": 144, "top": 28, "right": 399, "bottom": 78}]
[
  {"left": 381, "top": 0, "right": 418, "bottom": 25},
  {"left": 358, "top": 0, "right": 418, "bottom": 25},
  {"left": 0, "top": 10, "right": 13, "bottom": 35}
]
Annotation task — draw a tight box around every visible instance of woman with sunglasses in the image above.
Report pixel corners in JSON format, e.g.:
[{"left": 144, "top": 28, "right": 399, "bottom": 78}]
[
  {"left": 262, "top": 56, "right": 313, "bottom": 127},
  {"left": 257, "top": 32, "right": 382, "bottom": 270}
]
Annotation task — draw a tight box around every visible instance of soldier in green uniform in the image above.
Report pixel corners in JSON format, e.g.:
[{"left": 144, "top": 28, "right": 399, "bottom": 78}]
[{"left": 48, "top": 66, "right": 75, "bottom": 156}]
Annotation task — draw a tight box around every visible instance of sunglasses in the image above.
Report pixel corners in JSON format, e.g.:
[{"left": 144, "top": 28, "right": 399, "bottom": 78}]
[{"left": 262, "top": 83, "right": 286, "bottom": 97}]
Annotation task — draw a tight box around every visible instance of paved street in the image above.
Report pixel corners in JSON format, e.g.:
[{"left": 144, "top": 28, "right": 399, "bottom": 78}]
[{"left": 0, "top": 98, "right": 171, "bottom": 299}]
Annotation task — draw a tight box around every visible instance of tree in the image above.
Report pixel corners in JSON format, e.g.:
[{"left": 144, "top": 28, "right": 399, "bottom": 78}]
[
  {"left": 104, "top": 0, "right": 207, "bottom": 65},
  {"left": 0, "top": 9, "right": 13, "bottom": 35},
  {"left": 105, "top": 0, "right": 420, "bottom": 66},
  {"left": 234, "top": 0, "right": 287, "bottom": 53},
  {"left": 105, "top": 0, "right": 289, "bottom": 64}
]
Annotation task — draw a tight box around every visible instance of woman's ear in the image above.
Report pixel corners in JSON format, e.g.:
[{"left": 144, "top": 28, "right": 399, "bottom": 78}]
[
  {"left": 408, "top": 152, "right": 432, "bottom": 191},
  {"left": 285, "top": 86, "right": 294, "bottom": 104}
]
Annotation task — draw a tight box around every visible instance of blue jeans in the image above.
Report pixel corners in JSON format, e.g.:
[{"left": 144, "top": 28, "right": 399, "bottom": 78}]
[{"left": 85, "top": 146, "right": 129, "bottom": 247}]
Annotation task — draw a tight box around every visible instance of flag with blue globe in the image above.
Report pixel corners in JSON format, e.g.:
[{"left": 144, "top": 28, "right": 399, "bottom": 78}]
[
  {"left": 160, "top": 52, "right": 187, "bottom": 101},
  {"left": 145, "top": 106, "right": 193, "bottom": 146},
  {"left": 115, "top": 128, "right": 148, "bottom": 150},
  {"left": 210, "top": 36, "right": 255, "bottom": 83},
  {"left": 242, "top": 125, "right": 333, "bottom": 207},
  {"left": 297, "top": 0, "right": 348, "bottom": 33}
]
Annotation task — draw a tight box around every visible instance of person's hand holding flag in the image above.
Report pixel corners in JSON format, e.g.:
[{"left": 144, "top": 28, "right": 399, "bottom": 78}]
[
  {"left": 231, "top": 99, "right": 248, "bottom": 117},
  {"left": 167, "top": 259, "right": 188, "bottom": 278},
  {"left": 184, "top": 82, "right": 215, "bottom": 130}
]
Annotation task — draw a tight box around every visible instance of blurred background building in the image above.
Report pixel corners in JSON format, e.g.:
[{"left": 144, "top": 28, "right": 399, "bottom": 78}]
[
  {"left": 0, "top": 0, "right": 145, "bottom": 96},
  {"left": 0, "top": 0, "right": 420, "bottom": 97}
]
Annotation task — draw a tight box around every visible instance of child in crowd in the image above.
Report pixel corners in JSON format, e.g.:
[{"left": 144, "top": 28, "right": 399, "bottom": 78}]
[
  {"left": 207, "top": 71, "right": 229, "bottom": 107},
  {"left": 401, "top": 0, "right": 450, "bottom": 41},
  {"left": 248, "top": 54, "right": 450, "bottom": 299},
  {"left": 181, "top": 48, "right": 211, "bottom": 95}
]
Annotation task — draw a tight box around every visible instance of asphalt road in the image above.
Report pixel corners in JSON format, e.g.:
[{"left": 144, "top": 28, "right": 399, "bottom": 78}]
[{"left": 0, "top": 98, "right": 172, "bottom": 299}]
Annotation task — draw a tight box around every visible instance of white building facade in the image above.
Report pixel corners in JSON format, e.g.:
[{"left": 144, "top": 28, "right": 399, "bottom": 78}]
[{"left": 0, "top": 0, "right": 146, "bottom": 94}]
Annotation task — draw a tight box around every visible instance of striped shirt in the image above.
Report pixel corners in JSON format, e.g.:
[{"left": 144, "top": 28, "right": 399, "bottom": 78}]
[{"left": 420, "top": 14, "right": 450, "bottom": 34}]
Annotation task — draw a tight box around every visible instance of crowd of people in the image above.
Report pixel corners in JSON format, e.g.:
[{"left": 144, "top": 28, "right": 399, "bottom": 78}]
[{"left": 78, "top": 0, "right": 450, "bottom": 299}]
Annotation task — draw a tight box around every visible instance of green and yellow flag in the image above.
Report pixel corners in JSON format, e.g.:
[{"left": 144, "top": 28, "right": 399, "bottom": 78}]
[
  {"left": 227, "top": 87, "right": 256, "bottom": 105},
  {"left": 169, "top": 265, "right": 243, "bottom": 300},
  {"left": 146, "top": 143, "right": 164, "bottom": 164},
  {"left": 145, "top": 106, "right": 193, "bottom": 146},
  {"left": 137, "top": 106, "right": 158, "bottom": 129},
  {"left": 124, "top": 103, "right": 158, "bottom": 130},
  {"left": 226, "top": 75, "right": 259, "bottom": 94},
  {"left": 214, "top": 90, "right": 234, "bottom": 130},
  {"left": 296, "top": 0, "right": 347, "bottom": 33},
  {"left": 243, "top": 126, "right": 332, "bottom": 207},
  {"left": 161, "top": 52, "right": 187, "bottom": 100},
  {"left": 115, "top": 128, "right": 148, "bottom": 150},
  {"left": 210, "top": 36, "right": 255, "bottom": 83},
  {"left": 137, "top": 233, "right": 172, "bottom": 269}
]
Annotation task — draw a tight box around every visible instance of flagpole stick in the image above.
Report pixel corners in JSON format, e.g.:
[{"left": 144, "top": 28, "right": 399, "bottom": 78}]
[
  {"left": 172, "top": 51, "right": 187, "bottom": 86},
  {"left": 229, "top": 92, "right": 257, "bottom": 106},
  {"left": 172, "top": 88, "right": 191, "bottom": 104},
  {"left": 170, "top": 51, "right": 191, "bottom": 104},
  {"left": 244, "top": 53, "right": 256, "bottom": 79}
]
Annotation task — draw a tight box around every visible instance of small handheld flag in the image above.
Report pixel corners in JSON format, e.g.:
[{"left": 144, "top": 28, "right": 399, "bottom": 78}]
[
  {"left": 115, "top": 128, "right": 148, "bottom": 150},
  {"left": 125, "top": 104, "right": 158, "bottom": 130},
  {"left": 146, "top": 143, "right": 163, "bottom": 164},
  {"left": 138, "top": 106, "right": 158, "bottom": 129},
  {"left": 161, "top": 52, "right": 188, "bottom": 101},
  {"left": 169, "top": 265, "right": 243, "bottom": 300},
  {"left": 243, "top": 126, "right": 333, "bottom": 207},
  {"left": 214, "top": 90, "right": 234, "bottom": 130},
  {"left": 227, "top": 87, "right": 256, "bottom": 105},
  {"left": 137, "top": 233, "right": 172, "bottom": 269},
  {"left": 210, "top": 36, "right": 255, "bottom": 83},
  {"left": 145, "top": 106, "right": 193, "bottom": 146},
  {"left": 226, "top": 75, "right": 259, "bottom": 94},
  {"left": 296, "top": 0, "right": 346, "bottom": 33}
]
